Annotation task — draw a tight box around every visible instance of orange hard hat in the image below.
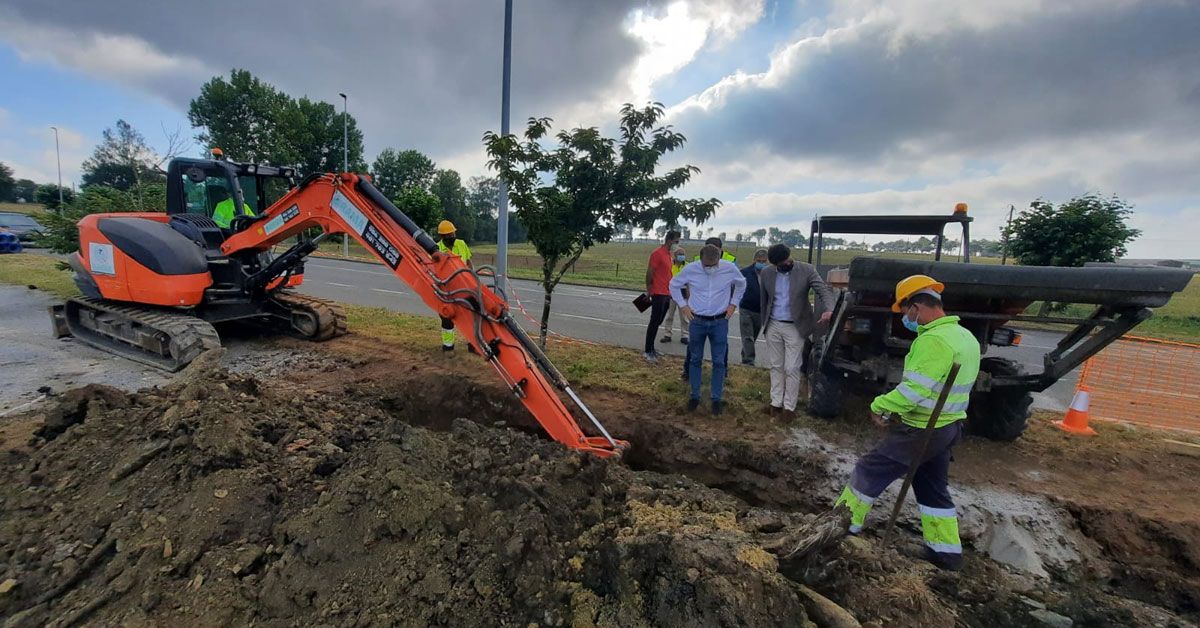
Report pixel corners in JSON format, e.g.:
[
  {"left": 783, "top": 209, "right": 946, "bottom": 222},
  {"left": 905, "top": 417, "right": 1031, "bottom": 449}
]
[
  {"left": 892, "top": 274, "right": 945, "bottom": 312},
  {"left": 954, "top": 202, "right": 968, "bottom": 214},
  {"left": 437, "top": 220, "right": 456, "bottom": 235}
]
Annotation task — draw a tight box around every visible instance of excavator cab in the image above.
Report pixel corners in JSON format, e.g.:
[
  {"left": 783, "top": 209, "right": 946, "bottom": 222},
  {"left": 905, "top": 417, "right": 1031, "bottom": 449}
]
[{"left": 165, "top": 152, "right": 297, "bottom": 229}]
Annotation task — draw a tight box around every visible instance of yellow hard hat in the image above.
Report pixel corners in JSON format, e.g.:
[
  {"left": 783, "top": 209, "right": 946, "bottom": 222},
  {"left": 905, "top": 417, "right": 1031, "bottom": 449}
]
[
  {"left": 437, "top": 220, "right": 456, "bottom": 235},
  {"left": 892, "top": 274, "right": 945, "bottom": 312}
]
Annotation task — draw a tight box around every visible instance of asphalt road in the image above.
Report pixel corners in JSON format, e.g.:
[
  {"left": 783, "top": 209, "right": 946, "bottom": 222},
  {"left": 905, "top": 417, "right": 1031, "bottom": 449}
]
[{"left": 297, "top": 257, "right": 1078, "bottom": 411}]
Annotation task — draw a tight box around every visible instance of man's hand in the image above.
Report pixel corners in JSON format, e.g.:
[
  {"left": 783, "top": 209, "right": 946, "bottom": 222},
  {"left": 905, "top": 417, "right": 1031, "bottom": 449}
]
[
  {"left": 818, "top": 311, "right": 833, "bottom": 324},
  {"left": 725, "top": 305, "right": 737, "bottom": 319},
  {"left": 680, "top": 306, "right": 694, "bottom": 322},
  {"left": 870, "top": 412, "right": 888, "bottom": 428}
]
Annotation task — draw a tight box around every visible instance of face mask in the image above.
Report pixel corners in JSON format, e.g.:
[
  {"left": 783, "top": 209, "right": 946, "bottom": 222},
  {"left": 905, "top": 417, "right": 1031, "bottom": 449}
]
[
  {"left": 902, "top": 311, "right": 920, "bottom": 333},
  {"left": 754, "top": 262, "right": 766, "bottom": 270},
  {"left": 778, "top": 261, "right": 794, "bottom": 274},
  {"left": 704, "top": 265, "right": 718, "bottom": 275},
  {"left": 675, "top": 255, "right": 686, "bottom": 263}
]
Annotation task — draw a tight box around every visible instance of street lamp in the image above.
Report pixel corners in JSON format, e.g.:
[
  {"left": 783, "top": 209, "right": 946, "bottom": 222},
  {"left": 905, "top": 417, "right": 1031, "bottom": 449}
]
[
  {"left": 339, "top": 92, "right": 349, "bottom": 257},
  {"left": 496, "top": 0, "right": 513, "bottom": 298},
  {"left": 49, "top": 126, "right": 64, "bottom": 209}
]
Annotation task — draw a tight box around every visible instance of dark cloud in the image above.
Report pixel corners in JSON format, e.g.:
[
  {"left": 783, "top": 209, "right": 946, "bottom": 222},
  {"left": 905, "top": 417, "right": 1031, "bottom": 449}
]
[
  {"left": 672, "top": 2, "right": 1200, "bottom": 167},
  {"left": 0, "top": 0, "right": 664, "bottom": 161}
]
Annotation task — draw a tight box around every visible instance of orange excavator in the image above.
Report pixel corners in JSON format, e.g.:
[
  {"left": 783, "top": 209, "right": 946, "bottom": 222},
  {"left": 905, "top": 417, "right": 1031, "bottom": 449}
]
[{"left": 50, "top": 152, "right": 625, "bottom": 457}]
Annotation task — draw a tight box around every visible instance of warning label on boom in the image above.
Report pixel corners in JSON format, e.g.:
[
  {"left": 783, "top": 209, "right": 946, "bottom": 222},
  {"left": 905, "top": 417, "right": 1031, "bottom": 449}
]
[{"left": 363, "top": 222, "right": 401, "bottom": 269}]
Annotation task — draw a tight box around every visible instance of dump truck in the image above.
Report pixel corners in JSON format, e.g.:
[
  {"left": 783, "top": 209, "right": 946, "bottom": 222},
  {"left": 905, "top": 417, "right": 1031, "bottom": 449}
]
[{"left": 804, "top": 207, "right": 1193, "bottom": 441}]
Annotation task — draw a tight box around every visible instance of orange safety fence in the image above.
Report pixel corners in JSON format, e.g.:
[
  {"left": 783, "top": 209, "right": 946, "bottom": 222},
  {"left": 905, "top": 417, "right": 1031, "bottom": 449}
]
[{"left": 1078, "top": 335, "right": 1200, "bottom": 434}]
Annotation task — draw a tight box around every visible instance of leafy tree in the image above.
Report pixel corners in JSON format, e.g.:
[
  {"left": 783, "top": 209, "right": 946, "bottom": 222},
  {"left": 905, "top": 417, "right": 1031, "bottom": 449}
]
[
  {"left": 430, "top": 169, "right": 474, "bottom": 241},
  {"left": 35, "top": 184, "right": 75, "bottom": 210},
  {"left": 1003, "top": 195, "right": 1141, "bottom": 267},
  {"left": 717, "top": 231, "right": 727, "bottom": 242},
  {"left": 40, "top": 184, "right": 166, "bottom": 253},
  {"left": 750, "top": 228, "right": 767, "bottom": 245},
  {"left": 485, "top": 102, "right": 719, "bottom": 345},
  {"left": 973, "top": 238, "right": 1005, "bottom": 257},
  {"left": 371, "top": 148, "right": 437, "bottom": 202},
  {"left": 12, "top": 179, "right": 37, "bottom": 203},
  {"left": 392, "top": 186, "right": 443, "bottom": 233},
  {"left": 735, "top": 232, "right": 743, "bottom": 242},
  {"left": 0, "top": 162, "right": 14, "bottom": 201},
  {"left": 290, "top": 97, "right": 368, "bottom": 175},
  {"left": 80, "top": 120, "right": 164, "bottom": 191},
  {"left": 188, "top": 70, "right": 297, "bottom": 164}
]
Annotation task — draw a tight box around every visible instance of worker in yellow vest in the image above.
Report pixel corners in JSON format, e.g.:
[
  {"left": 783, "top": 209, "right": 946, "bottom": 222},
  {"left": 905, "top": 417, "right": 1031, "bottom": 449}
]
[
  {"left": 436, "top": 220, "right": 472, "bottom": 351},
  {"left": 660, "top": 245, "right": 689, "bottom": 344},
  {"left": 212, "top": 190, "right": 255, "bottom": 229}
]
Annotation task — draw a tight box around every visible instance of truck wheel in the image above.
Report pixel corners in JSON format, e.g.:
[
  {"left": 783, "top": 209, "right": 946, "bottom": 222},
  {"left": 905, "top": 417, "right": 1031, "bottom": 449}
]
[
  {"left": 807, "top": 368, "right": 844, "bottom": 418},
  {"left": 966, "top": 357, "right": 1033, "bottom": 441}
]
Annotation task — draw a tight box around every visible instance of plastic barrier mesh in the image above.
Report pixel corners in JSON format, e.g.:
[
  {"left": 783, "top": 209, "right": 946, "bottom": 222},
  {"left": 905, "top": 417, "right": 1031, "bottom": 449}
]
[{"left": 1080, "top": 335, "right": 1200, "bottom": 434}]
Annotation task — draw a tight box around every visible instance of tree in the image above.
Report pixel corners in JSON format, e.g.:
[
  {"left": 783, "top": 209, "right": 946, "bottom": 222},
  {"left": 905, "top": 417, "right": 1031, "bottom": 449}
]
[
  {"left": 0, "top": 162, "right": 13, "bottom": 201},
  {"left": 780, "top": 229, "right": 806, "bottom": 247},
  {"left": 717, "top": 231, "right": 727, "bottom": 242},
  {"left": 392, "top": 186, "right": 443, "bottom": 233},
  {"left": 430, "top": 169, "right": 474, "bottom": 241},
  {"left": 735, "top": 232, "right": 743, "bottom": 242},
  {"left": 40, "top": 183, "right": 166, "bottom": 253},
  {"left": 12, "top": 179, "right": 36, "bottom": 203},
  {"left": 767, "top": 227, "right": 783, "bottom": 244},
  {"left": 290, "top": 97, "right": 367, "bottom": 175},
  {"left": 81, "top": 120, "right": 165, "bottom": 191},
  {"left": 35, "top": 184, "right": 75, "bottom": 210},
  {"left": 188, "top": 69, "right": 297, "bottom": 164},
  {"left": 1003, "top": 194, "right": 1141, "bottom": 267},
  {"left": 750, "top": 228, "right": 767, "bottom": 245},
  {"left": 485, "top": 102, "right": 720, "bottom": 346},
  {"left": 371, "top": 148, "right": 436, "bottom": 201}
]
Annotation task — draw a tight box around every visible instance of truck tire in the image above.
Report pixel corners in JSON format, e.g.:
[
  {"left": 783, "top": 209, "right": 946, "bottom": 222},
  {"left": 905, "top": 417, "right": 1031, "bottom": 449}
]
[
  {"left": 966, "top": 357, "right": 1033, "bottom": 441},
  {"left": 807, "top": 368, "right": 844, "bottom": 418}
]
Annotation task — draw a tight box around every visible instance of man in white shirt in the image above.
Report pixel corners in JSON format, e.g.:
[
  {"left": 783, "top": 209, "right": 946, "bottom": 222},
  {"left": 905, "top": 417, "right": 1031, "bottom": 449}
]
[{"left": 669, "top": 244, "right": 748, "bottom": 415}]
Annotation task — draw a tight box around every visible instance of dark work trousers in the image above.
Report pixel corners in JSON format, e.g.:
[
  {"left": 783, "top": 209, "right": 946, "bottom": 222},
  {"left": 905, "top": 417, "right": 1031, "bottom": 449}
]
[
  {"left": 644, "top": 295, "right": 672, "bottom": 354},
  {"left": 850, "top": 421, "right": 963, "bottom": 510}
]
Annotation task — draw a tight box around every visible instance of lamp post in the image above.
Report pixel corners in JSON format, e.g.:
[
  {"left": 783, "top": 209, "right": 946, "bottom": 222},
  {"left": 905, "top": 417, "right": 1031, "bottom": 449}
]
[
  {"left": 339, "top": 92, "right": 349, "bottom": 257},
  {"left": 49, "top": 126, "right": 64, "bottom": 209},
  {"left": 495, "top": 0, "right": 513, "bottom": 298}
]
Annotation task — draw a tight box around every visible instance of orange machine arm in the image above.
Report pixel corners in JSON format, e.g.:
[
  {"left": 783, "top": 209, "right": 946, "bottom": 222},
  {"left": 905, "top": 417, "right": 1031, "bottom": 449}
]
[{"left": 221, "top": 173, "right": 625, "bottom": 457}]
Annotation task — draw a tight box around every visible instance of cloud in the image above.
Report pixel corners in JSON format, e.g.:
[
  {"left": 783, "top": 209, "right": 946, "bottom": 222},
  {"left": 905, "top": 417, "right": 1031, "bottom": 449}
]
[{"left": 0, "top": 119, "right": 88, "bottom": 184}]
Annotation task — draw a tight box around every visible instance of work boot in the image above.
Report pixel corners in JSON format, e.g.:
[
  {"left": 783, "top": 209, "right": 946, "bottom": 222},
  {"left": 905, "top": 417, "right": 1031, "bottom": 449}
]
[
  {"left": 712, "top": 400, "right": 725, "bottom": 415},
  {"left": 660, "top": 335, "right": 672, "bottom": 343},
  {"left": 780, "top": 409, "right": 797, "bottom": 422},
  {"left": 687, "top": 398, "right": 700, "bottom": 412},
  {"left": 901, "top": 542, "right": 964, "bottom": 572},
  {"left": 680, "top": 336, "right": 689, "bottom": 344},
  {"left": 763, "top": 404, "right": 781, "bottom": 416},
  {"left": 442, "top": 345, "right": 454, "bottom": 352}
]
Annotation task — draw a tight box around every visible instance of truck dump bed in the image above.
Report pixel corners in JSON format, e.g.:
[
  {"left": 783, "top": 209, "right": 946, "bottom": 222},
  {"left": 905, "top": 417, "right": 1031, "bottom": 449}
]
[{"left": 847, "top": 258, "right": 1192, "bottom": 310}]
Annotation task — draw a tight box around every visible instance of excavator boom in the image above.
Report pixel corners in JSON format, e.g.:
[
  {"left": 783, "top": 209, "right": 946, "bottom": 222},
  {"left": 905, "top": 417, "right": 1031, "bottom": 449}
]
[{"left": 220, "top": 173, "right": 626, "bottom": 457}]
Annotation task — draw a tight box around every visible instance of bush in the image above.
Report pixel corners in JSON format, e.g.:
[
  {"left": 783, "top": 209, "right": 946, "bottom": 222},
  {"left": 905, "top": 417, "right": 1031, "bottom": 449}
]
[{"left": 39, "top": 183, "right": 166, "bottom": 253}]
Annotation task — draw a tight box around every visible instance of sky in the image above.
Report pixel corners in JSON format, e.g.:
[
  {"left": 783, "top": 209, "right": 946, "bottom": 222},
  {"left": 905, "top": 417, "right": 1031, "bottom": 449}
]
[{"left": 0, "top": 0, "right": 1197, "bottom": 258}]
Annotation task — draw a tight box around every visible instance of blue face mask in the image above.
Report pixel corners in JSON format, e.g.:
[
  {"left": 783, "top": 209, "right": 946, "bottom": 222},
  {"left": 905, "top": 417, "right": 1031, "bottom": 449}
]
[
  {"left": 754, "top": 262, "right": 766, "bottom": 270},
  {"left": 902, "top": 313, "right": 920, "bottom": 333}
]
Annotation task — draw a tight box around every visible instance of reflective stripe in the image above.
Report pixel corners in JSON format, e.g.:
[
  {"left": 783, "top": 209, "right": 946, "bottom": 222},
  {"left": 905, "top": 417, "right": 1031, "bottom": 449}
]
[
  {"left": 926, "top": 542, "right": 963, "bottom": 554},
  {"left": 896, "top": 383, "right": 932, "bottom": 407},
  {"left": 918, "top": 504, "right": 957, "bottom": 518},
  {"left": 904, "top": 370, "right": 974, "bottom": 397},
  {"left": 836, "top": 486, "right": 874, "bottom": 529},
  {"left": 849, "top": 524, "right": 863, "bottom": 534},
  {"left": 441, "top": 330, "right": 455, "bottom": 347},
  {"left": 943, "top": 400, "right": 969, "bottom": 413},
  {"left": 850, "top": 486, "right": 876, "bottom": 505}
]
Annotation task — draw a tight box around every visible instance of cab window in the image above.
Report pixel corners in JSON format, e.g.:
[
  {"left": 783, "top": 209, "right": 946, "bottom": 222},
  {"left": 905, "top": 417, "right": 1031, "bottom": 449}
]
[{"left": 181, "top": 165, "right": 238, "bottom": 221}]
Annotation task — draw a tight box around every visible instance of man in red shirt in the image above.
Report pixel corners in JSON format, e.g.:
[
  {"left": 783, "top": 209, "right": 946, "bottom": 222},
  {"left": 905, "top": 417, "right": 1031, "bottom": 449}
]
[{"left": 644, "top": 229, "right": 681, "bottom": 363}]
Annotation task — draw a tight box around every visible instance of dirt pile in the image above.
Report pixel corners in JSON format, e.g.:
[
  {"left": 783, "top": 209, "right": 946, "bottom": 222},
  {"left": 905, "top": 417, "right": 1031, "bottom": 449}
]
[{"left": 0, "top": 357, "right": 825, "bottom": 627}]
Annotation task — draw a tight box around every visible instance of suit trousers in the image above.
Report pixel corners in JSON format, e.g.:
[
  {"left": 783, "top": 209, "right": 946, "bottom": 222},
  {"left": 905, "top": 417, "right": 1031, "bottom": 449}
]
[{"left": 765, "top": 321, "right": 804, "bottom": 411}]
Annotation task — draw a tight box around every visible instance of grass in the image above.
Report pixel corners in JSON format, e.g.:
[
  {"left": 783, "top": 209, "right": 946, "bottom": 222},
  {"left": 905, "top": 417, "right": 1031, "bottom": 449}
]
[
  {"left": 314, "top": 237, "right": 1000, "bottom": 291},
  {"left": 0, "top": 253, "right": 78, "bottom": 298},
  {"left": 0, "top": 202, "right": 48, "bottom": 217}
]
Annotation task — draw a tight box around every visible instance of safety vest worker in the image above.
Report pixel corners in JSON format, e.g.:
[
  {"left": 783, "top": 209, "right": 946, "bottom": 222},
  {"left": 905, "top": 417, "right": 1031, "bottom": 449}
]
[
  {"left": 212, "top": 197, "right": 256, "bottom": 229},
  {"left": 692, "top": 236, "right": 736, "bottom": 264},
  {"left": 834, "top": 274, "right": 980, "bottom": 571},
  {"left": 435, "top": 219, "right": 472, "bottom": 351}
]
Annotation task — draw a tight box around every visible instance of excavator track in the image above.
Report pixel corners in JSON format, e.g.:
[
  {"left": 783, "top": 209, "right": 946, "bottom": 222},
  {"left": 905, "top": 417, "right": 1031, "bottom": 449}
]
[
  {"left": 51, "top": 298, "right": 222, "bottom": 372},
  {"left": 270, "top": 292, "right": 348, "bottom": 341}
]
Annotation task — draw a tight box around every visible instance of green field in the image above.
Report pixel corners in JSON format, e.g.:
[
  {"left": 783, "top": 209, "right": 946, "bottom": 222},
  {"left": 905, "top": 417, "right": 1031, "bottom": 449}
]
[{"left": 0, "top": 202, "right": 48, "bottom": 217}]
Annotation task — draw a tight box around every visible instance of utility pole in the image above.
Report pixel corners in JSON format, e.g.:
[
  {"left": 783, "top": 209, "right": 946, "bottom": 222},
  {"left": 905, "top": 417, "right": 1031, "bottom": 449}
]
[
  {"left": 1001, "top": 204, "right": 1014, "bottom": 265},
  {"left": 339, "top": 92, "right": 349, "bottom": 257},
  {"left": 495, "top": 0, "right": 513, "bottom": 298},
  {"left": 49, "top": 126, "right": 63, "bottom": 210}
]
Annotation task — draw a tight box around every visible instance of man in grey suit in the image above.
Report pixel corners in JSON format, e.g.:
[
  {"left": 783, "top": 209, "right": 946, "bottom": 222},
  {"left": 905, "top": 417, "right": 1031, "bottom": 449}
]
[{"left": 759, "top": 243, "right": 837, "bottom": 419}]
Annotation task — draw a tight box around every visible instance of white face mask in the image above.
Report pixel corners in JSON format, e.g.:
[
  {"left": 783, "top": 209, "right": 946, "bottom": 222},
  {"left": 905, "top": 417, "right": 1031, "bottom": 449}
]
[{"left": 703, "top": 265, "right": 718, "bottom": 275}]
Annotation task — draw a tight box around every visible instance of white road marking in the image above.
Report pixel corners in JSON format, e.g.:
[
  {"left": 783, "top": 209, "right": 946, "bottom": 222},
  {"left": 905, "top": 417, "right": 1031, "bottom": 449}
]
[
  {"left": 327, "top": 282, "right": 355, "bottom": 288},
  {"left": 559, "top": 313, "right": 611, "bottom": 322},
  {"left": 371, "top": 288, "right": 406, "bottom": 295}
]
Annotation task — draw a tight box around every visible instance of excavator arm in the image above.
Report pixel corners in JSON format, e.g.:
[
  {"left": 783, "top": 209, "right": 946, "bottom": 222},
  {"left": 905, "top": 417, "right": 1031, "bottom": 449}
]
[{"left": 220, "top": 173, "right": 626, "bottom": 458}]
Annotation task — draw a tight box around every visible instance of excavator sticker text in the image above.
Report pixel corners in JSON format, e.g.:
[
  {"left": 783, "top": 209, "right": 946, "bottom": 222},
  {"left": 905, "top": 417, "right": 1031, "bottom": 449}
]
[
  {"left": 330, "top": 190, "right": 368, "bottom": 235},
  {"left": 363, "top": 223, "right": 401, "bottom": 268},
  {"left": 263, "top": 204, "right": 301, "bottom": 235}
]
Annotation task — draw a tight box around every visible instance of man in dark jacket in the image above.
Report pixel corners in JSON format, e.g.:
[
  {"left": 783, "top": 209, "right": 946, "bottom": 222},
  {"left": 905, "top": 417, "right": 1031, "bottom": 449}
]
[
  {"left": 738, "top": 249, "right": 768, "bottom": 365},
  {"left": 759, "top": 244, "right": 836, "bottom": 418}
]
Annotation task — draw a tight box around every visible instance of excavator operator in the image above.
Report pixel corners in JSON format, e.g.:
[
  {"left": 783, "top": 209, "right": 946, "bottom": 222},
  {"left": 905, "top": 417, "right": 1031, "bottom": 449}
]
[
  {"left": 211, "top": 187, "right": 256, "bottom": 229},
  {"left": 436, "top": 219, "right": 472, "bottom": 351}
]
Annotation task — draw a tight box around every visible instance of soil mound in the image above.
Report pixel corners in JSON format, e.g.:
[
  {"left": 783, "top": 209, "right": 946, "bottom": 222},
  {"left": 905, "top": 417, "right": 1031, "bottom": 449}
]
[{"left": 0, "top": 363, "right": 820, "bottom": 626}]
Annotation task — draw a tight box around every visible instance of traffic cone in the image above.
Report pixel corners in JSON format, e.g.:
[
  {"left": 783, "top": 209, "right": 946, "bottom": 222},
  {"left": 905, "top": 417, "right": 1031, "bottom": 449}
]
[{"left": 1056, "top": 384, "right": 1097, "bottom": 436}]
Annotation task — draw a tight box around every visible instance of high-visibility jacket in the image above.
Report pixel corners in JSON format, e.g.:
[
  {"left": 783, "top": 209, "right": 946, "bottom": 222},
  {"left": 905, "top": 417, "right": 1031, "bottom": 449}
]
[
  {"left": 437, "top": 238, "right": 472, "bottom": 263},
  {"left": 212, "top": 198, "right": 255, "bottom": 228},
  {"left": 692, "top": 251, "right": 736, "bottom": 264},
  {"left": 671, "top": 262, "right": 685, "bottom": 276},
  {"left": 870, "top": 315, "right": 980, "bottom": 428}
]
